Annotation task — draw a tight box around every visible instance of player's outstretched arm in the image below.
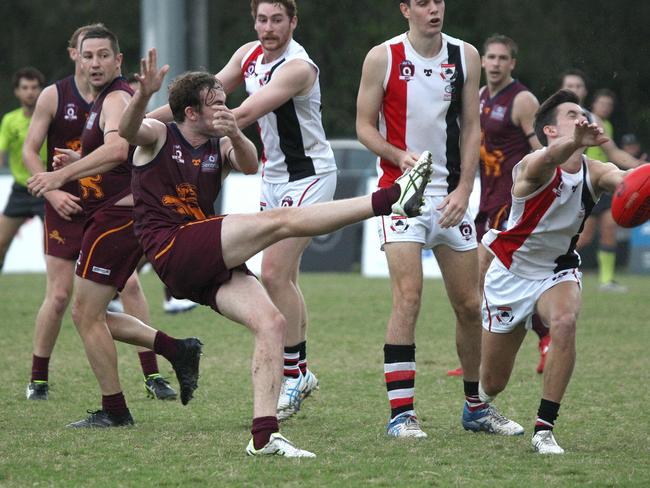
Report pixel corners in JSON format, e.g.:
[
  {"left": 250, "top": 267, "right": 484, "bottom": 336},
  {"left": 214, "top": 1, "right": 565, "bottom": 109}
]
[
  {"left": 215, "top": 42, "right": 255, "bottom": 95},
  {"left": 231, "top": 59, "right": 316, "bottom": 130},
  {"left": 589, "top": 159, "right": 628, "bottom": 194},
  {"left": 519, "top": 120, "right": 608, "bottom": 189},
  {"left": 120, "top": 48, "right": 169, "bottom": 147}
]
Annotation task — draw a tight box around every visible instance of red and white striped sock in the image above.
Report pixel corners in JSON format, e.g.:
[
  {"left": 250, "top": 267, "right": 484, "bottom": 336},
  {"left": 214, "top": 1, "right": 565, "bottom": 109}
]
[
  {"left": 283, "top": 345, "right": 301, "bottom": 379},
  {"left": 384, "top": 344, "right": 416, "bottom": 421}
]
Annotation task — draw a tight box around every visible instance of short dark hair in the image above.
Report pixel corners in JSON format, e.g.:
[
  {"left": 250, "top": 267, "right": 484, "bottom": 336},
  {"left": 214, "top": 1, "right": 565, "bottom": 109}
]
[
  {"left": 251, "top": 0, "right": 297, "bottom": 19},
  {"left": 168, "top": 72, "right": 224, "bottom": 123},
  {"left": 559, "top": 68, "right": 589, "bottom": 89},
  {"left": 12, "top": 67, "right": 45, "bottom": 89},
  {"left": 534, "top": 89, "right": 580, "bottom": 146},
  {"left": 80, "top": 26, "right": 120, "bottom": 55},
  {"left": 68, "top": 23, "right": 106, "bottom": 49},
  {"left": 592, "top": 88, "right": 616, "bottom": 103},
  {"left": 483, "top": 34, "right": 518, "bottom": 58}
]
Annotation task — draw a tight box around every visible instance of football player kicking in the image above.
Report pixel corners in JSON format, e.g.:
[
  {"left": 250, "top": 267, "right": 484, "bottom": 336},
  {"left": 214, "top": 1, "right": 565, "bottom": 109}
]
[
  {"left": 118, "top": 49, "right": 432, "bottom": 457},
  {"left": 475, "top": 89, "right": 629, "bottom": 454}
]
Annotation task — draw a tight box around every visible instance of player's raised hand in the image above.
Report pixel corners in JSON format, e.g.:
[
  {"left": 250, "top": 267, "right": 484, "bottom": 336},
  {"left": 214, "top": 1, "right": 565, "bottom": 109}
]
[
  {"left": 135, "top": 48, "right": 169, "bottom": 98},
  {"left": 574, "top": 119, "right": 608, "bottom": 148},
  {"left": 213, "top": 105, "right": 238, "bottom": 138}
]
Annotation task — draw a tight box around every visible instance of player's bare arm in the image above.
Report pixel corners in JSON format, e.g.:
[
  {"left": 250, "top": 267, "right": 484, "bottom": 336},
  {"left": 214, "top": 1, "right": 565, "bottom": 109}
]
[
  {"left": 27, "top": 90, "right": 131, "bottom": 197},
  {"left": 215, "top": 41, "right": 258, "bottom": 94},
  {"left": 231, "top": 59, "right": 316, "bottom": 130},
  {"left": 437, "top": 42, "right": 480, "bottom": 228},
  {"left": 512, "top": 90, "right": 542, "bottom": 150},
  {"left": 22, "top": 85, "right": 82, "bottom": 220},
  {"left": 588, "top": 158, "right": 628, "bottom": 194},
  {"left": 515, "top": 120, "right": 607, "bottom": 197},
  {"left": 120, "top": 48, "right": 170, "bottom": 151},
  {"left": 356, "top": 45, "right": 420, "bottom": 171}
]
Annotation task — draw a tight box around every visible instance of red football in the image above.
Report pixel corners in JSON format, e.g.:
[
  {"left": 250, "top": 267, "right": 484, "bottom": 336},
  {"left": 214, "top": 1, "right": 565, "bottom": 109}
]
[{"left": 611, "top": 164, "right": 650, "bottom": 228}]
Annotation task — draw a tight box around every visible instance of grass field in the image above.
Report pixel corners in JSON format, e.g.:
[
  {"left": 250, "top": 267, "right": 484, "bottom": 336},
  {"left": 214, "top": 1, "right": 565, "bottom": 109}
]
[{"left": 0, "top": 271, "right": 649, "bottom": 487}]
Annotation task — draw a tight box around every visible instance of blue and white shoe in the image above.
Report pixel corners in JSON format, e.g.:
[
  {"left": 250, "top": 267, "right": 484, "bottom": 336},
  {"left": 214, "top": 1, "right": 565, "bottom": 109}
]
[
  {"left": 300, "top": 369, "right": 320, "bottom": 401},
  {"left": 386, "top": 412, "right": 428, "bottom": 438},
  {"left": 462, "top": 403, "right": 524, "bottom": 435},
  {"left": 277, "top": 374, "right": 305, "bottom": 421}
]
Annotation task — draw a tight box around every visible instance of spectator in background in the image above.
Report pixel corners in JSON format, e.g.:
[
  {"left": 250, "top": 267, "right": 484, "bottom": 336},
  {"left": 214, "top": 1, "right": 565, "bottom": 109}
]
[
  {"left": 620, "top": 133, "right": 647, "bottom": 161},
  {"left": 0, "top": 67, "right": 46, "bottom": 272}
]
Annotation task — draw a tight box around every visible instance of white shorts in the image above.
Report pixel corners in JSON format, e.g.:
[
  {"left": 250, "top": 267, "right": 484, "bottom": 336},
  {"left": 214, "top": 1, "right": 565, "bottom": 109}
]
[
  {"left": 482, "top": 260, "right": 582, "bottom": 334},
  {"left": 376, "top": 195, "right": 477, "bottom": 251},
  {"left": 260, "top": 171, "right": 337, "bottom": 210}
]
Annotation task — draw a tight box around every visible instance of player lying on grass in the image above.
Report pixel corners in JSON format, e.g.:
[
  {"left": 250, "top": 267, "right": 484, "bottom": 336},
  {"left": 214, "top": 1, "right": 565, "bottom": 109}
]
[
  {"left": 473, "top": 89, "right": 630, "bottom": 454},
  {"left": 118, "top": 49, "right": 433, "bottom": 457}
]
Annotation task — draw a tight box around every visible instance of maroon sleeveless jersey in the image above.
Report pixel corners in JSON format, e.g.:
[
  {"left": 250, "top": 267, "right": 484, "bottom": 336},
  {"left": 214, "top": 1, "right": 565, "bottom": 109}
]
[
  {"left": 48, "top": 75, "right": 91, "bottom": 196},
  {"left": 79, "top": 76, "right": 134, "bottom": 215},
  {"left": 479, "top": 80, "right": 532, "bottom": 213},
  {"left": 131, "top": 123, "right": 224, "bottom": 259}
]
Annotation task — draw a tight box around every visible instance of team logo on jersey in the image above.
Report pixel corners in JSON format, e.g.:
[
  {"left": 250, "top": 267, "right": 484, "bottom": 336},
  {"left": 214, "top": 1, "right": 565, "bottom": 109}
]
[
  {"left": 490, "top": 105, "right": 507, "bottom": 121},
  {"left": 192, "top": 158, "right": 201, "bottom": 167},
  {"left": 259, "top": 70, "right": 272, "bottom": 87},
  {"left": 496, "top": 306, "right": 515, "bottom": 324},
  {"left": 79, "top": 175, "right": 103, "bottom": 199},
  {"left": 260, "top": 201, "right": 267, "bottom": 212},
  {"left": 162, "top": 183, "right": 206, "bottom": 220},
  {"left": 440, "top": 63, "right": 457, "bottom": 83},
  {"left": 553, "top": 180, "right": 564, "bottom": 197},
  {"left": 172, "top": 145, "right": 185, "bottom": 164},
  {"left": 200, "top": 154, "right": 218, "bottom": 171},
  {"left": 390, "top": 215, "right": 409, "bottom": 233},
  {"left": 424, "top": 68, "right": 433, "bottom": 77},
  {"left": 281, "top": 196, "right": 294, "bottom": 207},
  {"left": 244, "top": 60, "right": 256, "bottom": 78},
  {"left": 49, "top": 230, "right": 65, "bottom": 245},
  {"left": 85, "top": 112, "right": 98, "bottom": 130},
  {"left": 64, "top": 103, "right": 78, "bottom": 121},
  {"left": 459, "top": 221, "right": 474, "bottom": 241},
  {"left": 65, "top": 138, "right": 82, "bottom": 152},
  {"left": 399, "top": 60, "right": 415, "bottom": 81}
]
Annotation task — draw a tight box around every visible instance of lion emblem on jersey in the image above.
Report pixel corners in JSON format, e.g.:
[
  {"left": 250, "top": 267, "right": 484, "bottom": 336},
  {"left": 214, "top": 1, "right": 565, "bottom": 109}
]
[
  {"left": 480, "top": 132, "right": 504, "bottom": 177},
  {"left": 65, "top": 138, "right": 82, "bottom": 152},
  {"left": 79, "top": 175, "right": 104, "bottom": 199},
  {"left": 162, "top": 183, "right": 206, "bottom": 220}
]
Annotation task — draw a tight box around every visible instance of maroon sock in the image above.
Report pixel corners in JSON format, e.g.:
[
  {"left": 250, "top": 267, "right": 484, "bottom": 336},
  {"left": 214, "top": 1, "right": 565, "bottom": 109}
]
[
  {"left": 164, "top": 286, "right": 173, "bottom": 301},
  {"left": 138, "top": 351, "right": 159, "bottom": 377},
  {"left": 251, "top": 416, "right": 279, "bottom": 450},
  {"left": 371, "top": 184, "right": 401, "bottom": 216},
  {"left": 531, "top": 314, "right": 549, "bottom": 339},
  {"left": 153, "top": 331, "right": 180, "bottom": 362},
  {"left": 31, "top": 354, "right": 50, "bottom": 382},
  {"left": 102, "top": 392, "right": 129, "bottom": 417}
]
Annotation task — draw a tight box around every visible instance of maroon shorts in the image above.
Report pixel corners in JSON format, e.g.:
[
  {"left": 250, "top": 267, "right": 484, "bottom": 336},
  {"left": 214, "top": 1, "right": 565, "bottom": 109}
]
[
  {"left": 43, "top": 201, "right": 85, "bottom": 260},
  {"left": 475, "top": 203, "right": 511, "bottom": 243},
  {"left": 150, "top": 216, "right": 253, "bottom": 312},
  {"left": 75, "top": 205, "right": 143, "bottom": 291}
]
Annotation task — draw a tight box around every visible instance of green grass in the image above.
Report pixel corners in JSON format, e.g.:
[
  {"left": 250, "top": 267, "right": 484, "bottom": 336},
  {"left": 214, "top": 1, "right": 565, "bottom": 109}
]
[{"left": 0, "top": 272, "right": 649, "bottom": 487}]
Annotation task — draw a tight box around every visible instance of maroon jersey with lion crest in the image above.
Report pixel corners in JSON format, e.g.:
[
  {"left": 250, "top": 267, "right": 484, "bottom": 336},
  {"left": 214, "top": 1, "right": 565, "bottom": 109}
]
[
  {"left": 79, "top": 76, "right": 134, "bottom": 215},
  {"left": 131, "top": 123, "right": 224, "bottom": 260}
]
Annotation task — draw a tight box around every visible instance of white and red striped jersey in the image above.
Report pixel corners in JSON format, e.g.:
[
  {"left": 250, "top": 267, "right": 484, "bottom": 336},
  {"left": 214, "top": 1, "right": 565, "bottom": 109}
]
[
  {"left": 378, "top": 32, "right": 467, "bottom": 196},
  {"left": 240, "top": 39, "right": 336, "bottom": 184},
  {"left": 482, "top": 157, "right": 598, "bottom": 279}
]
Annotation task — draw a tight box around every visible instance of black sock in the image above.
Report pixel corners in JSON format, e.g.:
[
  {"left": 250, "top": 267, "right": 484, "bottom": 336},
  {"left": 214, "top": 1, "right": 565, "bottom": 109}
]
[{"left": 535, "top": 398, "right": 560, "bottom": 432}]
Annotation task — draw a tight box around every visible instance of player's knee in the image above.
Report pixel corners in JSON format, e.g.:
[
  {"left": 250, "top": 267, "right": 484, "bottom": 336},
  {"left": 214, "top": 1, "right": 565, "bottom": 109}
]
[
  {"left": 549, "top": 313, "right": 577, "bottom": 345},
  {"left": 48, "top": 289, "right": 72, "bottom": 317},
  {"left": 121, "top": 275, "right": 142, "bottom": 297},
  {"left": 392, "top": 281, "right": 422, "bottom": 314},
  {"left": 255, "top": 309, "right": 287, "bottom": 341},
  {"left": 480, "top": 370, "right": 506, "bottom": 397},
  {"left": 452, "top": 293, "right": 481, "bottom": 324},
  {"left": 260, "top": 264, "right": 292, "bottom": 290}
]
